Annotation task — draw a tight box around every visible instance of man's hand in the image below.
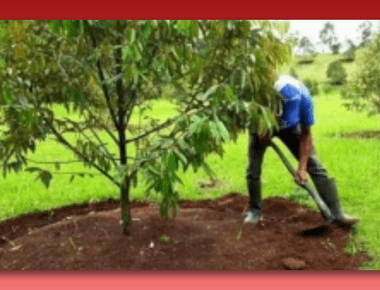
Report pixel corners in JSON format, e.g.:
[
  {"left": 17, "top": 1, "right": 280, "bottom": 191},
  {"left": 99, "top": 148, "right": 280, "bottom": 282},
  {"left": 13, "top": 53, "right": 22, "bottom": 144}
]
[
  {"left": 259, "top": 132, "right": 271, "bottom": 146},
  {"left": 295, "top": 168, "right": 307, "bottom": 185}
]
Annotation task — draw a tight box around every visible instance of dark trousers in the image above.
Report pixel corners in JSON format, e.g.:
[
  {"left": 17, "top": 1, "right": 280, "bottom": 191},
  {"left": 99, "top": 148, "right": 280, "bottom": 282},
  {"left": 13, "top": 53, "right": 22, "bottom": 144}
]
[{"left": 246, "top": 125, "right": 333, "bottom": 213}]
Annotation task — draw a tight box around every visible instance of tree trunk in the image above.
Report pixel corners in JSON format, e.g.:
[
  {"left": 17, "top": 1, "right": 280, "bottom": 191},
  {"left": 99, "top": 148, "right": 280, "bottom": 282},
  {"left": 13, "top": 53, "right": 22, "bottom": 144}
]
[
  {"left": 115, "top": 20, "right": 130, "bottom": 235},
  {"left": 119, "top": 126, "right": 131, "bottom": 235},
  {"left": 121, "top": 176, "right": 131, "bottom": 235}
]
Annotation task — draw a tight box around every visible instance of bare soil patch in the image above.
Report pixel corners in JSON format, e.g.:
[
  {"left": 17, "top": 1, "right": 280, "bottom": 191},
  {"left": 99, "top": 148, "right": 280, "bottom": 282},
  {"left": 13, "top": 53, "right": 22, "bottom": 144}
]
[
  {"left": 341, "top": 130, "right": 380, "bottom": 139},
  {"left": 0, "top": 193, "right": 369, "bottom": 270}
]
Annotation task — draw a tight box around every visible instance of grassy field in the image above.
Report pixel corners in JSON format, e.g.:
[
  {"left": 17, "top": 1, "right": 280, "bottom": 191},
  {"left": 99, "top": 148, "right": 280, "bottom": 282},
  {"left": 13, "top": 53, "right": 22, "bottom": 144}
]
[
  {"left": 1, "top": 54, "right": 380, "bottom": 269},
  {"left": 279, "top": 53, "right": 359, "bottom": 83}
]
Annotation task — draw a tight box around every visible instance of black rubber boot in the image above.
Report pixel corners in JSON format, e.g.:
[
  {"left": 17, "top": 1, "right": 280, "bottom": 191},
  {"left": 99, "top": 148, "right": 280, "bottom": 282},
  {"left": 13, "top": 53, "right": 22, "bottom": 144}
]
[
  {"left": 315, "top": 177, "right": 360, "bottom": 228},
  {"left": 244, "top": 180, "right": 262, "bottom": 223},
  {"left": 244, "top": 210, "right": 261, "bottom": 223}
]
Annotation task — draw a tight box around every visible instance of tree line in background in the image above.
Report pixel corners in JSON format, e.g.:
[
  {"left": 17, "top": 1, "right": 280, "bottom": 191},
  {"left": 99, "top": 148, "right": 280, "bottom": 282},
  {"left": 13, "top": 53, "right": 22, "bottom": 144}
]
[
  {"left": 293, "top": 20, "right": 376, "bottom": 59},
  {"left": 289, "top": 20, "right": 380, "bottom": 123},
  {"left": 288, "top": 20, "right": 379, "bottom": 95}
]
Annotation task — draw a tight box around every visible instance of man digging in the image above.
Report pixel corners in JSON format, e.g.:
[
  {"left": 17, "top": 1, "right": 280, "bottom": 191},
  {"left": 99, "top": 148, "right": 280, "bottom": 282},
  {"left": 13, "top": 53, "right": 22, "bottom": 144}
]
[{"left": 244, "top": 74, "right": 360, "bottom": 227}]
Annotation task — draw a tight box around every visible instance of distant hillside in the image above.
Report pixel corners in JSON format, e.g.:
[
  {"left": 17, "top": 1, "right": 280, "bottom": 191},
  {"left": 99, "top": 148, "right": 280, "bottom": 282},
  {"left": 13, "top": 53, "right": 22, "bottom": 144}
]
[{"left": 278, "top": 53, "right": 360, "bottom": 84}]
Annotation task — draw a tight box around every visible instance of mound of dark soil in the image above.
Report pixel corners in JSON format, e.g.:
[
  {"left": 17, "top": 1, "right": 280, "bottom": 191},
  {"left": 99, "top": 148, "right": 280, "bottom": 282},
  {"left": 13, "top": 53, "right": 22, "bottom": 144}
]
[{"left": 0, "top": 193, "right": 369, "bottom": 270}]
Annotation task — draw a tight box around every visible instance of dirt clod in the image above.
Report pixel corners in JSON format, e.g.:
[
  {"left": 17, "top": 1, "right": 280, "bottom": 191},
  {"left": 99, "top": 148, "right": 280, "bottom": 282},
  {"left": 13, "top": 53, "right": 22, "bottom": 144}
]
[
  {"left": 282, "top": 257, "right": 306, "bottom": 270},
  {"left": 0, "top": 193, "right": 370, "bottom": 270}
]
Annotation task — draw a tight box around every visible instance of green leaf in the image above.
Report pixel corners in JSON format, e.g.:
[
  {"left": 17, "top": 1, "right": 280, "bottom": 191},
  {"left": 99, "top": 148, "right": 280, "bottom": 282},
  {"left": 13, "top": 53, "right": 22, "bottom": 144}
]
[
  {"left": 145, "top": 179, "right": 156, "bottom": 194},
  {"left": 147, "top": 165, "right": 160, "bottom": 176},
  {"left": 161, "top": 175, "right": 171, "bottom": 195},
  {"left": 201, "top": 162, "right": 216, "bottom": 180},
  {"left": 216, "top": 120, "right": 230, "bottom": 141},
  {"left": 63, "top": 86, "right": 82, "bottom": 105},
  {"left": 260, "top": 106, "right": 272, "bottom": 135},
  {"left": 166, "top": 151, "right": 177, "bottom": 172},
  {"left": 129, "top": 29, "right": 136, "bottom": 44},
  {"left": 177, "top": 20, "right": 191, "bottom": 36},
  {"left": 225, "top": 85, "right": 234, "bottom": 101},
  {"left": 49, "top": 20, "right": 62, "bottom": 33},
  {"left": 241, "top": 70, "right": 246, "bottom": 89},
  {"left": 190, "top": 20, "right": 199, "bottom": 38},
  {"left": 159, "top": 235, "right": 170, "bottom": 243},
  {"left": 160, "top": 200, "right": 168, "bottom": 220},
  {"left": 8, "top": 161, "right": 23, "bottom": 173},
  {"left": 170, "top": 47, "right": 179, "bottom": 61},
  {"left": 131, "top": 173, "right": 138, "bottom": 188},
  {"left": 25, "top": 167, "right": 42, "bottom": 173},
  {"left": 173, "top": 149, "right": 187, "bottom": 167},
  {"left": 132, "top": 44, "right": 142, "bottom": 62},
  {"left": 39, "top": 170, "right": 52, "bottom": 188},
  {"left": 172, "top": 172, "right": 183, "bottom": 185},
  {"left": 189, "top": 115, "right": 206, "bottom": 135},
  {"left": 63, "top": 20, "right": 80, "bottom": 41},
  {"left": 204, "top": 85, "right": 219, "bottom": 99},
  {"left": 2, "top": 86, "right": 13, "bottom": 105},
  {"left": 209, "top": 121, "right": 220, "bottom": 139},
  {"left": 178, "top": 140, "right": 191, "bottom": 151}
]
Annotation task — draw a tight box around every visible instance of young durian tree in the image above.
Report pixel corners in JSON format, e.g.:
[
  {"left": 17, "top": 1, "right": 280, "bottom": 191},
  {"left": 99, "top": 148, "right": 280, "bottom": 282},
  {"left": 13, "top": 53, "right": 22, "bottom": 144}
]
[{"left": 0, "top": 20, "right": 291, "bottom": 234}]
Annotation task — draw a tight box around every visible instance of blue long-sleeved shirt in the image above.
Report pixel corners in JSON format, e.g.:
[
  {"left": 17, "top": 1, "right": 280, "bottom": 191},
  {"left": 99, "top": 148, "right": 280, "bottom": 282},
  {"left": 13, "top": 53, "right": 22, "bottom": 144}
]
[{"left": 274, "top": 75, "right": 315, "bottom": 129}]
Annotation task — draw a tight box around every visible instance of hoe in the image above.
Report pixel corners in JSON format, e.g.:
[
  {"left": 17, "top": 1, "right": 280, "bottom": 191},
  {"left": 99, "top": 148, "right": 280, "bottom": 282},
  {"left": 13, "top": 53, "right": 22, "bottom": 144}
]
[{"left": 269, "top": 141, "right": 334, "bottom": 223}]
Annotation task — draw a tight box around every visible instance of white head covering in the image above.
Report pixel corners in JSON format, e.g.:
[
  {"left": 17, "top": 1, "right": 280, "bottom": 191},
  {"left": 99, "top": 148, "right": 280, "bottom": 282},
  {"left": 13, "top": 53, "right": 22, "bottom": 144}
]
[{"left": 273, "top": 74, "right": 302, "bottom": 93}]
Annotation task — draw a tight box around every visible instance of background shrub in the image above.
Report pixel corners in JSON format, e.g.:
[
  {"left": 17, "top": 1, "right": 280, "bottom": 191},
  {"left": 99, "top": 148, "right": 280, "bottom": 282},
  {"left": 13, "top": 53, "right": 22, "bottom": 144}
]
[
  {"left": 321, "top": 82, "right": 335, "bottom": 95},
  {"left": 341, "top": 48, "right": 356, "bottom": 63},
  {"left": 302, "top": 78, "right": 319, "bottom": 96},
  {"left": 297, "top": 56, "right": 314, "bottom": 65},
  {"left": 326, "top": 60, "right": 347, "bottom": 85}
]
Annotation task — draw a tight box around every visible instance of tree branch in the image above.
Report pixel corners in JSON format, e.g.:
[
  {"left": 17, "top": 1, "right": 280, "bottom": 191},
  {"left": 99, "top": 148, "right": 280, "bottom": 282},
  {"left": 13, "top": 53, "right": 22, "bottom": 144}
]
[
  {"left": 128, "top": 130, "right": 186, "bottom": 180},
  {"left": 26, "top": 156, "right": 135, "bottom": 165},
  {"left": 125, "top": 89, "right": 137, "bottom": 127},
  {"left": 115, "top": 22, "right": 125, "bottom": 128},
  {"left": 57, "top": 120, "right": 118, "bottom": 171},
  {"left": 125, "top": 92, "right": 204, "bottom": 145},
  {"left": 84, "top": 20, "right": 118, "bottom": 128},
  {"left": 45, "top": 118, "right": 121, "bottom": 188},
  {"left": 100, "top": 122, "right": 119, "bottom": 144},
  {"left": 125, "top": 118, "right": 174, "bottom": 144},
  {"left": 53, "top": 47, "right": 120, "bottom": 147},
  {"left": 27, "top": 158, "right": 85, "bottom": 164},
  {"left": 52, "top": 171, "right": 103, "bottom": 176},
  {"left": 87, "top": 125, "right": 118, "bottom": 167},
  {"left": 84, "top": 107, "right": 119, "bottom": 145}
]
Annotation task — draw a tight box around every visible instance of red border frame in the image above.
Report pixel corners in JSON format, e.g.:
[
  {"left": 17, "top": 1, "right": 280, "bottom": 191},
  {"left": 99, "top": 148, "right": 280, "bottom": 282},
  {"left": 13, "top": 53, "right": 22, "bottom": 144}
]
[
  {"left": 1, "top": 0, "right": 380, "bottom": 19},
  {"left": 1, "top": 0, "right": 380, "bottom": 288},
  {"left": 1, "top": 272, "right": 380, "bottom": 289}
]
